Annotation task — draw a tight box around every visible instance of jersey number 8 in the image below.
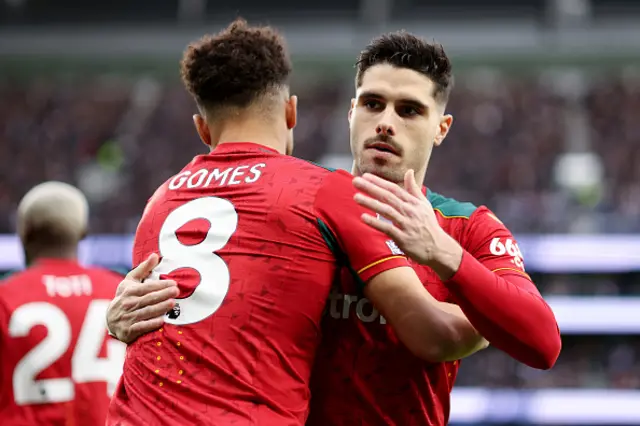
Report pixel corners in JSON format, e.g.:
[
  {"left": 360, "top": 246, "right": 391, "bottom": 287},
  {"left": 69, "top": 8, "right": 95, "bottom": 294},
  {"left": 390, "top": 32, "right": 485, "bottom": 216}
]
[{"left": 150, "top": 197, "right": 238, "bottom": 325}]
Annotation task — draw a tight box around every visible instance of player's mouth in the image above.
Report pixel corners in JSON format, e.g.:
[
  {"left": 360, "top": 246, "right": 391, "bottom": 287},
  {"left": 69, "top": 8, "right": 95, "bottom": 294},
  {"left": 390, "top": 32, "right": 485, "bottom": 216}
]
[{"left": 366, "top": 142, "right": 400, "bottom": 156}]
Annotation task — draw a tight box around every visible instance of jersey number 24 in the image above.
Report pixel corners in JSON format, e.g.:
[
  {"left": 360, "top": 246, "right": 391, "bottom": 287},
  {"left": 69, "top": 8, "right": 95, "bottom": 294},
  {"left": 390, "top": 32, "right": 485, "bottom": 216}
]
[{"left": 9, "top": 300, "right": 125, "bottom": 405}]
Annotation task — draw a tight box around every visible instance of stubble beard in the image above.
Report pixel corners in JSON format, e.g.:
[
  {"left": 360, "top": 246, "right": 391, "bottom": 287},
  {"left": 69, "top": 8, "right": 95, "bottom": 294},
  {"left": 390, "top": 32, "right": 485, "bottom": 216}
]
[{"left": 357, "top": 160, "right": 405, "bottom": 185}]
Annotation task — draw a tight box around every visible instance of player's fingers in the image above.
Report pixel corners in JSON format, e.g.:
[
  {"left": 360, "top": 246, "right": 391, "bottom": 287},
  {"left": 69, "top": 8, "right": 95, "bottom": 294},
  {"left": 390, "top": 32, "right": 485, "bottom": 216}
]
[
  {"left": 359, "top": 173, "right": 415, "bottom": 203},
  {"left": 128, "top": 316, "right": 166, "bottom": 341},
  {"left": 353, "top": 176, "right": 405, "bottom": 210},
  {"left": 404, "top": 170, "right": 425, "bottom": 201},
  {"left": 133, "top": 299, "right": 176, "bottom": 322},
  {"left": 354, "top": 193, "right": 405, "bottom": 226},
  {"left": 125, "top": 279, "right": 177, "bottom": 297},
  {"left": 361, "top": 213, "right": 405, "bottom": 241},
  {"left": 126, "top": 253, "right": 160, "bottom": 282},
  {"left": 137, "top": 286, "right": 180, "bottom": 308}
]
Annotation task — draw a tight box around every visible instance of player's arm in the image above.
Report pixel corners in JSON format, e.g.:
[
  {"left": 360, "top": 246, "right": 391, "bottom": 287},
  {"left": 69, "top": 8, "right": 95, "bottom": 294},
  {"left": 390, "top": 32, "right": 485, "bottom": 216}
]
[
  {"left": 441, "top": 208, "right": 561, "bottom": 369},
  {"left": 352, "top": 171, "right": 561, "bottom": 369},
  {"left": 365, "top": 268, "right": 488, "bottom": 361},
  {"left": 314, "top": 170, "right": 484, "bottom": 362}
]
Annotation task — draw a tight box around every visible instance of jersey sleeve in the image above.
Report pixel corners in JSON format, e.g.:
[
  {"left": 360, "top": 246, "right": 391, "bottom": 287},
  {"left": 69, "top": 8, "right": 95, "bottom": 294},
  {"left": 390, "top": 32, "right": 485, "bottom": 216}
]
[
  {"left": 465, "top": 206, "right": 533, "bottom": 283},
  {"left": 313, "top": 170, "right": 410, "bottom": 284},
  {"left": 447, "top": 207, "right": 560, "bottom": 368}
]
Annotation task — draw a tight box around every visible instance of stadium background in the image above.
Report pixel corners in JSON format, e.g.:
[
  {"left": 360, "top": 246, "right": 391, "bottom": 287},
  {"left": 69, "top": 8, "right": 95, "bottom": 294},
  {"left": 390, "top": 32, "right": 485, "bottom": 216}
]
[{"left": 1, "top": 0, "right": 640, "bottom": 424}]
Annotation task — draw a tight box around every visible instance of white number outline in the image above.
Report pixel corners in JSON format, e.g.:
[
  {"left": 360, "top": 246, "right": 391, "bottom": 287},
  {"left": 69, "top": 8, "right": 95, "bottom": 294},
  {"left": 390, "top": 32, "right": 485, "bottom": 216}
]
[
  {"left": 149, "top": 197, "right": 238, "bottom": 325},
  {"left": 9, "top": 300, "right": 125, "bottom": 405}
]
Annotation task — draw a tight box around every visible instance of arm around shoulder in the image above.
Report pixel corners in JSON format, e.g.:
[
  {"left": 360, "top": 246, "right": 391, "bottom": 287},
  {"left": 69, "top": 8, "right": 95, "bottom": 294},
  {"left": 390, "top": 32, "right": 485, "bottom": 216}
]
[{"left": 365, "top": 266, "right": 487, "bottom": 363}]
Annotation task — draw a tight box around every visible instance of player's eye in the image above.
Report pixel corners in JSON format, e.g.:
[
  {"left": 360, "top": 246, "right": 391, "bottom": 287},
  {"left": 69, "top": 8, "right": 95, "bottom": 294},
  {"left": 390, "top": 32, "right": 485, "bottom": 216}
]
[
  {"left": 398, "top": 106, "right": 419, "bottom": 117},
  {"left": 363, "top": 100, "right": 383, "bottom": 110}
]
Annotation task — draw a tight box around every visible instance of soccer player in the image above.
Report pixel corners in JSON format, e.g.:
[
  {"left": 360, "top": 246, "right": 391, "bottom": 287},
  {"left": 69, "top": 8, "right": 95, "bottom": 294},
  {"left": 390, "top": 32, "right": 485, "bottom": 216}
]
[
  {"left": 306, "top": 32, "right": 561, "bottom": 425},
  {"left": 106, "top": 20, "right": 484, "bottom": 426},
  {"left": 0, "top": 182, "right": 125, "bottom": 426}
]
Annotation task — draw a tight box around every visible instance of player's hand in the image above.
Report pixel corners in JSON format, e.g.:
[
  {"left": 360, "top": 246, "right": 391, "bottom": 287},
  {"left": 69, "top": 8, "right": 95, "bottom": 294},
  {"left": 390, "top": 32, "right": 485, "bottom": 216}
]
[
  {"left": 352, "top": 170, "right": 463, "bottom": 279},
  {"left": 107, "top": 253, "right": 179, "bottom": 344}
]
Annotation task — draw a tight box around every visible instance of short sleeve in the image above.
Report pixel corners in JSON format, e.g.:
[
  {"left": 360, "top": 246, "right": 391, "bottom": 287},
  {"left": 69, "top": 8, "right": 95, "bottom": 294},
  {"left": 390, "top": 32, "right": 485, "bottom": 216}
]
[
  {"left": 313, "top": 170, "right": 410, "bottom": 284},
  {"left": 465, "top": 206, "right": 532, "bottom": 282}
]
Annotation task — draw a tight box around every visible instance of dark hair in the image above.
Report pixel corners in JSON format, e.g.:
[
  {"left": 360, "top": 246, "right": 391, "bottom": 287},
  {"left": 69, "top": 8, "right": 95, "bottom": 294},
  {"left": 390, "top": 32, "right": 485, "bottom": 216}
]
[
  {"left": 355, "top": 31, "right": 453, "bottom": 104},
  {"left": 180, "top": 18, "right": 292, "bottom": 111}
]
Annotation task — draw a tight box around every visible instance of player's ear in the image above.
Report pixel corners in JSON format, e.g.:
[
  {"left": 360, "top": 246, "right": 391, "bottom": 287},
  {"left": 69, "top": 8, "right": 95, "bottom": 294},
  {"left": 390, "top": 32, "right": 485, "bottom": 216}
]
[
  {"left": 193, "top": 114, "right": 212, "bottom": 147},
  {"left": 434, "top": 114, "right": 453, "bottom": 147},
  {"left": 286, "top": 95, "right": 297, "bottom": 130},
  {"left": 348, "top": 98, "right": 356, "bottom": 123}
]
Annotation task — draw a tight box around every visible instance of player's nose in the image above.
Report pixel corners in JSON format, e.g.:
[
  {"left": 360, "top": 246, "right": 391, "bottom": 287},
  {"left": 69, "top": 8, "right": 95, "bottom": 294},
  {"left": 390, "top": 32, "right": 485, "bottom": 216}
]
[{"left": 375, "top": 123, "right": 395, "bottom": 137}]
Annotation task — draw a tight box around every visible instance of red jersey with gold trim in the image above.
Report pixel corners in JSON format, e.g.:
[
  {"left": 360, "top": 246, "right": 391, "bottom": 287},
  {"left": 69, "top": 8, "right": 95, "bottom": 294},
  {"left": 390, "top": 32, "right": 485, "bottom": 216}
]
[
  {"left": 0, "top": 259, "right": 125, "bottom": 426},
  {"left": 107, "top": 142, "right": 409, "bottom": 426},
  {"left": 308, "top": 189, "right": 531, "bottom": 426}
]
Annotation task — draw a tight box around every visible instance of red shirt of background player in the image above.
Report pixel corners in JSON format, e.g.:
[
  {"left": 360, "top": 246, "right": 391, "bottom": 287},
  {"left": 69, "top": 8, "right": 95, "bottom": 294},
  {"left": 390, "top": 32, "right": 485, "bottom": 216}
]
[
  {"left": 107, "top": 142, "right": 411, "bottom": 426},
  {"left": 0, "top": 258, "right": 124, "bottom": 426},
  {"left": 308, "top": 190, "right": 537, "bottom": 426}
]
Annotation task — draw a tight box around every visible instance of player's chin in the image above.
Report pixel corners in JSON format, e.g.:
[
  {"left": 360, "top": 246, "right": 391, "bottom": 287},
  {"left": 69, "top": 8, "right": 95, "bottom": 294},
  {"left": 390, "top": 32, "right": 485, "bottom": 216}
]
[{"left": 360, "top": 162, "right": 404, "bottom": 184}]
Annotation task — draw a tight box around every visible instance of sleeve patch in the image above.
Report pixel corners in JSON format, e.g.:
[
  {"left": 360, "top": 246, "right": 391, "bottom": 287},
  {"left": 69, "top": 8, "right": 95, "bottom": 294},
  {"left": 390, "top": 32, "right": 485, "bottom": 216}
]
[{"left": 385, "top": 240, "right": 405, "bottom": 255}]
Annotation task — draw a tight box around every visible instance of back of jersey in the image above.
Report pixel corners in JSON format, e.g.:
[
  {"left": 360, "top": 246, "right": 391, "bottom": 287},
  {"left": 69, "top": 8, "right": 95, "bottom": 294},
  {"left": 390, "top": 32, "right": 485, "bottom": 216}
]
[
  {"left": 0, "top": 259, "right": 125, "bottom": 426},
  {"left": 112, "top": 142, "right": 341, "bottom": 426}
]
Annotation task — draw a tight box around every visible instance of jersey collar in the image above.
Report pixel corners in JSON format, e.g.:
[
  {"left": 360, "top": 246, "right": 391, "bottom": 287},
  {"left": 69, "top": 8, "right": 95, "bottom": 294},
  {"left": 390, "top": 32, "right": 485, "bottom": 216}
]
[{"left": 212, "top": 142, "right": 279, "bottom": 155}]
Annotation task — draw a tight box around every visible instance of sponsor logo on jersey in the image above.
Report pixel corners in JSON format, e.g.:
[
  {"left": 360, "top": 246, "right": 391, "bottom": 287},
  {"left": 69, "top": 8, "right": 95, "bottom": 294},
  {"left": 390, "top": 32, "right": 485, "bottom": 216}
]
[
  {"left": 489, "top": 237, "right": 525, "bottom": 271},
  {"left": 325, "top": 291, "right": 387, "bottom": 324}
]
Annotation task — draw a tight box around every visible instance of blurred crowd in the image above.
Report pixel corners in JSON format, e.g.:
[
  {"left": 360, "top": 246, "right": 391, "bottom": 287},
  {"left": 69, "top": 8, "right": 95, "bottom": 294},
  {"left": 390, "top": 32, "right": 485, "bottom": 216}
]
[
  {"left": 0, "top": 70, "right": 638, "bottom": 394},
  {"left": 0, "top": 70, "right": 639, "bottom": 234},
  {"left": 457, "top": 335, "right": 640, "bottom": 389},
  {"left": 533, "top": 272, "right": 640, "bottom": 295}
]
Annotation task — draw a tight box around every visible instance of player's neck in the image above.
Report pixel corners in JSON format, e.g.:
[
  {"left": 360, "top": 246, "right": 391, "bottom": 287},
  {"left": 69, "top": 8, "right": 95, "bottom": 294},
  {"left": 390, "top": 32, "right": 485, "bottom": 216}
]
[
  {"left": 215, "top": 139, "right": 285, "bottom": 154},
  {"left": 210, "top": 123, "right": 287, "bottom": 154},
  {"left": 414, "top": 169, "right": 427, "bottom": 189},
  {"left": 24, "top": 245, "right": 77, "bottom": 266}
]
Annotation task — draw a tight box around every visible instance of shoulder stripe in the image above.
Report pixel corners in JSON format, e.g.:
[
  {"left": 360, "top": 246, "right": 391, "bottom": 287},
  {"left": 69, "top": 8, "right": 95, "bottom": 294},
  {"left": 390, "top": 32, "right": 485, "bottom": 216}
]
[
  {"left": 492, "top": 267, "right": 532, "bottom": 281},
  {"left": 357, "top": 256, "right": 406, "bottom": 275},
  {"left": 433, "top": 208, "right": 472, "bottom": 220}
]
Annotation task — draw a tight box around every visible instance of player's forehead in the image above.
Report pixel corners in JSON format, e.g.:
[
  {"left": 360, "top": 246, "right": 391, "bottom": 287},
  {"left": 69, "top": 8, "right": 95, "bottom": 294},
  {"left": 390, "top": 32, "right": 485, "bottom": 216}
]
[{"left": 356, "top": 63, "right": 437, "bottom": 106}]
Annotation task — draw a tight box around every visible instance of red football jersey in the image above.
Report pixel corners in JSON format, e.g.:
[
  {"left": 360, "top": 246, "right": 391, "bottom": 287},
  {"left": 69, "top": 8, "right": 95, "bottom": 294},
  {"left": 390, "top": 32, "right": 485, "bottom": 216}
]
[
  {"left": 107, "top": 142, "right": 410, "bottom": 426},
  {"left": 0, "top": 258, "right": 126, "bottom": 426},
  {"left": 308, "top": 190, "right": 532, "bottom": 426}
]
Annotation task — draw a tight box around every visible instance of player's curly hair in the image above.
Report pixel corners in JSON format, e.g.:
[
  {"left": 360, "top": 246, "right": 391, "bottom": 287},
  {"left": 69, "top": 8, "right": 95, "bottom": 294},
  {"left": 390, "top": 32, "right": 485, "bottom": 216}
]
[
  {"left": 355, "top": 31, "right": 453, "bottom": 104},
  {"left": 180, "top": 18, "right": 292, "bottom": 112}
]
